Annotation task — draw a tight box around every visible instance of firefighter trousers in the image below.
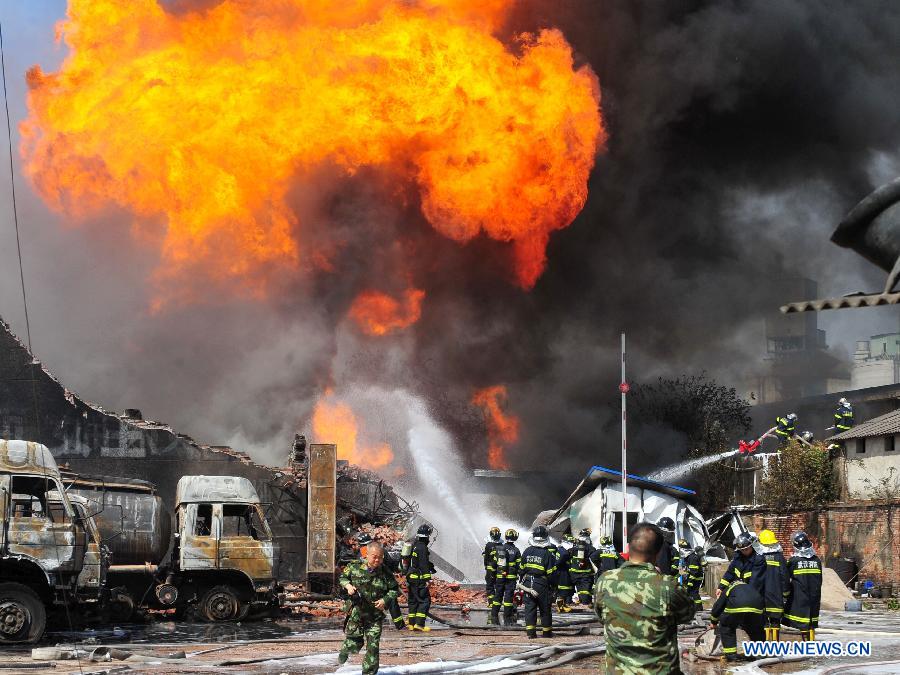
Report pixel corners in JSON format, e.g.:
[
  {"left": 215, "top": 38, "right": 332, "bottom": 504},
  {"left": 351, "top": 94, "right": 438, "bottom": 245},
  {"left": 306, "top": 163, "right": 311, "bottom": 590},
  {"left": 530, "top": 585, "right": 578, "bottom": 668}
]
[
  {"left": 386, "top": 596, "right": 404, "bottom": 629},
  {"left": 491, "top": 578, "right": 516, "bottom": 625},
  {"left": 571, "top": 573, "right": 594, "bottom": 604},
  {"left": 556, "top": 569, "right": 573, "bottom": 602},
  {"left": 407, "top": 581, "right": 431, "bottom": 627},
  {"left": 522, "top": 579, "right": 552, "bottom": 637},
  {"left": 718, "top": 614, "right": 765, "bottom": 660},
  {"left": 484, "top": 570, "right": 496, "bottom": 608}
]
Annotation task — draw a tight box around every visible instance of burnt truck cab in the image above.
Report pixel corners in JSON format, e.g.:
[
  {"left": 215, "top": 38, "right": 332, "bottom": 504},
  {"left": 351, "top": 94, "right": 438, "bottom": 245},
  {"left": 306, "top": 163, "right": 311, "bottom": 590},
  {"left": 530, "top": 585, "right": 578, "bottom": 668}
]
[
  {"left": 168, "top": 475, "right": 277, "bottom": 621},
  {"left": 0, "top": 440, "right": 101, "bottom": 643}
]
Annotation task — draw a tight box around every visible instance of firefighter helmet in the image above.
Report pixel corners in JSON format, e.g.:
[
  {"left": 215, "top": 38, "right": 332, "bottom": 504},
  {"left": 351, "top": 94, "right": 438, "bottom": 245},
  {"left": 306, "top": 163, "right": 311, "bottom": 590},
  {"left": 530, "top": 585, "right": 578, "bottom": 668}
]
[
  {"left": 792, "top": 532, "right": 812, "bottom": 549},
  {"left": 678, "top": 538, "right": 689, "bottom": 549},
  {"left": 694, "top": 545, "right": 704, "bottom": 556},
  {"left": 735, "top": 532, "right": 754, "bottom": 550},
  {"left": 531, "top": 526, "right": 549, "bottom": 545},
  {"left": 838, "top": 397, "right": 850, "bottom": 407},
  {"left": 787, "top": 412, "right": 798, "bottom": 422},
  {"left": 578, "top": 527, "right": 592, "bottom": 538},
  {"left": 417, "top": 524, "right": 434, "bottom": 540},
  {"left": 489, "top": 526, "right": 501, "bottom": 542},
  {"left": 801, "top": 431, "right": 814, "bottom": 442},
  {"left": 505, "top": 528, "right": 519, "bottom": 541},
  {"left": 599, "top": 535, "right": 612, "bottom": 546},
  {"left": 356, "top": 532, "right": 373, "bottom": 546},
  {"left": 759, "top": 529, "right": 778, "bottom": 546},
  {"left": 657, "top": 517, "right": 675, "bottom": 532}
]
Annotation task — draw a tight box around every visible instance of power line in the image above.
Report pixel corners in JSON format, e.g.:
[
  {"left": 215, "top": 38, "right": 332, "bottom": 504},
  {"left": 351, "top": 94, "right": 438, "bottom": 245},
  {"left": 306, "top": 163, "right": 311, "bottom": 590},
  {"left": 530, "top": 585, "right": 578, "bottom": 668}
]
[{"left": 0, "top": 20, "right": 32, "bottom": 353}]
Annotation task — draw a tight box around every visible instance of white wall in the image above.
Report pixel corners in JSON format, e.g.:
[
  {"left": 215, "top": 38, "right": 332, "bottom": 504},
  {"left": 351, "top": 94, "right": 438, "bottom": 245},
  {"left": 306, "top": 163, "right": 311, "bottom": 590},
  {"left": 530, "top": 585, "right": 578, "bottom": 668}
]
[{"left": 846, "top": 434, "right": 900, "bottom": 497}]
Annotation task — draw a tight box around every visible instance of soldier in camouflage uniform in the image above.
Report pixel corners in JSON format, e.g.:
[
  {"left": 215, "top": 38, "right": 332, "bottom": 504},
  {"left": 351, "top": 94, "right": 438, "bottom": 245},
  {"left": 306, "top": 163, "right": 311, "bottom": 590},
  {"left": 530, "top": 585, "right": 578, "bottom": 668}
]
[
  {"left": 594, "top": 523, "right": 696, "bottom": 674},
  {"left": 339, "top": 542, "right": 400, "bottom": 674}
]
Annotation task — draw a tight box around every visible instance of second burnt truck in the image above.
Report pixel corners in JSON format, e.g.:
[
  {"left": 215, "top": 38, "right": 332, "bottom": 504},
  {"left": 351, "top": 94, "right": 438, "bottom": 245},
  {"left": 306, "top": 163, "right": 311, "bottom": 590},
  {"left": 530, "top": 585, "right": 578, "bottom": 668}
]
[{"left": 79, "top": 474, "right": 280, "bottom": 622}]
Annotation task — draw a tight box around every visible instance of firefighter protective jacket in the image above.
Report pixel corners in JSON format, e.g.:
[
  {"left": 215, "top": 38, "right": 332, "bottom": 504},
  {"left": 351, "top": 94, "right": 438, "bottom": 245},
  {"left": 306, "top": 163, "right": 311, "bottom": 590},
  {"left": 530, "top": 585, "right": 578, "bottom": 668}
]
[
  {"left": 760, "top": 549, "right": 790, "bottom": 620},
  {"left": 682, "top": 551, "right": 706, "bottom": 592},
  {"left": 655, "top": 542, "right": 680, "bottom": 577},
  {"left": 590, "top": 544, "right": 621, "bottom": 574},
  {"left": 834, "top": 406, "right": 854, "bottom": 431},
  {"left": 519, "top": 544, "right": 558, "bottom": 590},
  {"left": 407, "top": 540, "right": 435, "bottom": 582},
  {"left": 719, "top": 552, "right": 766, "bottom": 593},
  {"left": 568, "top": 540, "right": 595, "bottom": 577},
  {"left": 710, "top": 579, "right": 764, "bottom": 624},
  {"left": 482, "top": 540, "right": 502, "bottom": 573},
  {"left": 496, "top": 541, "right": 521, "bottom": 580},
  {"left": 784, "top": 553, "right": 822, "bottom": 630},
  {"left": 775, "top": 416, "right": 796, "bottom": 440}
]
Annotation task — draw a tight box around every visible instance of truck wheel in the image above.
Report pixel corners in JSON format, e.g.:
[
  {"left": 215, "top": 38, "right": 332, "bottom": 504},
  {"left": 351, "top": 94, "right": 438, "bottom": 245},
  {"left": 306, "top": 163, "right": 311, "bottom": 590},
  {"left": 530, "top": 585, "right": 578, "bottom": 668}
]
[
  {"left": 0, "top": 583, "right": 46, "bottom": 643},
  {"left": 199, "top": 586, "right": 242, "bottom": 622}
]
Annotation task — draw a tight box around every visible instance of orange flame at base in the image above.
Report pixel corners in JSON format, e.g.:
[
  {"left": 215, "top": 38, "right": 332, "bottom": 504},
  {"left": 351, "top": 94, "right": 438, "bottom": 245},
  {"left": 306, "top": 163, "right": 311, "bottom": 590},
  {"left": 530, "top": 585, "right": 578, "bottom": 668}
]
[
  {"left": 472, "top": 385, "right": 519, "bottom": 470},
  {"left": 312, "top": 392, "right": 394, "bottom": 470}
]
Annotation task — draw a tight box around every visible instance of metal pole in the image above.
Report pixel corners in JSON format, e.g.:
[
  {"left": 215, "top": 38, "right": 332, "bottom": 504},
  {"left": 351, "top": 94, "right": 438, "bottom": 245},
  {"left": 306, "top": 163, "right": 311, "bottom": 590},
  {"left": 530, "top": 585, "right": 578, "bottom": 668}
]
[{"left": 620, "top": 332, "right": 628, "bottom": 554}]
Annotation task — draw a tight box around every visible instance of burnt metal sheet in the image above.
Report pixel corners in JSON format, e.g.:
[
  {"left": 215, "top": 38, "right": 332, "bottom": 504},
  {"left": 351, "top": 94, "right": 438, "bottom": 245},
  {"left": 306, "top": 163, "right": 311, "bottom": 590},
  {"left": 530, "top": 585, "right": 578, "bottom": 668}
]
[
  {"left": 307, "top": 444, "right": 336, "bottom": 575},
  {"left": 175, "top": 475, "right": 261, "bottom": 505},
  {"left": 0, "top": 440, "right": 58, "bottom": 474}
]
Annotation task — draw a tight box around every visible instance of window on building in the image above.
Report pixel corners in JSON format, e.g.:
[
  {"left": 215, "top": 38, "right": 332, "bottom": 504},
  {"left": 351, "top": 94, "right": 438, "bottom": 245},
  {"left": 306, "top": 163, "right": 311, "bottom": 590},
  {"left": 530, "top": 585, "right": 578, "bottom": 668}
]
[
  {"left": 857, "top": 438, "right": 866, "bottom": 453},
  {"left": 886, "top": 436, "right": 895, "bottom": 452},
  {"left": 195, "top": 504, "right": 213, "bottom": 536}
]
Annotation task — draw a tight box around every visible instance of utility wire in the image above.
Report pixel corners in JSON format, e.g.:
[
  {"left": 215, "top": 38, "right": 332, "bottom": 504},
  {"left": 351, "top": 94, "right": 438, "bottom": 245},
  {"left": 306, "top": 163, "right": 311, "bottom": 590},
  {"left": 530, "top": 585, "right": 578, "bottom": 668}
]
[
  {"left": 0, "top": 20, "right": 83, "bottom": 673},
  {"left": 0, "top": 20, "right": 32, "bottom": 352}
]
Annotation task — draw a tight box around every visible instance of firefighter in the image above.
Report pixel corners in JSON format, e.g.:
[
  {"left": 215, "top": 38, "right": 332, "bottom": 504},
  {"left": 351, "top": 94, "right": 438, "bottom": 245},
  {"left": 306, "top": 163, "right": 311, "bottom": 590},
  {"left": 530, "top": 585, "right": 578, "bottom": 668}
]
[
  {"left": 758, "top": 529, "right": 789, "bottom": 640},
  {"left": 709, "top": 578, "right": 765, "bottom": 663},
  {"left": 568, "top": 528, "right": 596, "bottom": 605},
  {"left": 590, "top": 534, "right": 620, "bottom": 576},
  {"left": 555, "top": 534, "right": 575, "bottom": 612},
  {"left": 491, "top": 528, "right": 521, "bottom": 626},
  {"left": 783, "top": 532, "right": 822, "bottom": 641},
  {"left": 834, "top": 398, "right": 854, "bottom": 432},
  {"left": 358, "top": 533, "right": 406, "bottom": 630},
  {"left": 683, "top": 544, "right": 707, "bottom": 609},
  {"left": 404, "top": 524, "right": 436, "bottom": 631},
  {"left": 775, "top": 412, "right": 798, "bottom": 445},
  {"left": 655, "top": 517, "right": 680, "bottom": 577},
  {"left": 482, "top": 527, "right": 503, "bottom": 624},
  {"left": 519, "top": 526, "right": 557, "bottom": 638},
  {"left": 717, "top": 532, "right": 765, "bottom": 597}
]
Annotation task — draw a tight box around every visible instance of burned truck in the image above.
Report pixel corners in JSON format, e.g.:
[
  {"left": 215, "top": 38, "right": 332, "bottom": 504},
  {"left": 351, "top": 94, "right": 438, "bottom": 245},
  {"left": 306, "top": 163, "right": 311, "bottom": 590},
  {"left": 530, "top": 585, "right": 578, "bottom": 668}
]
[
  {"left": 77, "top": 474, "right": 279, "bottom": 621},
  {"left": 0, "top": 440, "right": 104, "bottom": 643}
]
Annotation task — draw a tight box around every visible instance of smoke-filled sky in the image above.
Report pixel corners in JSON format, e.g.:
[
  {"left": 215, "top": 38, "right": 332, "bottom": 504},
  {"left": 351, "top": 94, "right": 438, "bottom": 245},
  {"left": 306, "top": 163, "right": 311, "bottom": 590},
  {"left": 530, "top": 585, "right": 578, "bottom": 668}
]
[{"left": 0, "top": 0, "right": 899, "bottom": 484}]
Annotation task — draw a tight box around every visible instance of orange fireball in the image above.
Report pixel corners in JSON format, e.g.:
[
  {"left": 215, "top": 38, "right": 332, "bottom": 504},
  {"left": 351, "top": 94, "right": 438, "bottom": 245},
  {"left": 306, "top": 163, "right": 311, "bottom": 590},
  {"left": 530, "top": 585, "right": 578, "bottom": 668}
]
[
  {"left": 472, "top": 385, "right": 519, "bottom": 470},
  {"left": 21, "top": 0, "right": 604, "bottom": 305},
  {"left": 312, "top": 392, "right": 394, "bottom": 470},
  {"left": 349, "top": 288, "right": 425, "bottom": 336}
]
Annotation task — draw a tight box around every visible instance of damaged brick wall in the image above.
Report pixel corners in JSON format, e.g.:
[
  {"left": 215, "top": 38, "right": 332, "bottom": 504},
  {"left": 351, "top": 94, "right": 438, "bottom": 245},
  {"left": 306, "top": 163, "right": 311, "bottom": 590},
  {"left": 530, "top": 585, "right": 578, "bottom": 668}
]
[{"left": 740, "top": 500, "right": 900, "bottom": 587}]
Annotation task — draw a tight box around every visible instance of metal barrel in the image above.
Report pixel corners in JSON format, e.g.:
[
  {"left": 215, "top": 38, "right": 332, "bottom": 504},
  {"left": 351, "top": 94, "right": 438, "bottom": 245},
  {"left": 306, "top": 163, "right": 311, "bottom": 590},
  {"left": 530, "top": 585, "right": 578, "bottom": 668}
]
[{"left": 832, "top": 177, "right": 900, "bottom": 273}]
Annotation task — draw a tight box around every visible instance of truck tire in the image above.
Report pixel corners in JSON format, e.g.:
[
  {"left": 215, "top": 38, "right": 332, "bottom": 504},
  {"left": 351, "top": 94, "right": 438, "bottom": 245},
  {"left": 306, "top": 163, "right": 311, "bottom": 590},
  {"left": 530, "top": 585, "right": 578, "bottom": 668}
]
[
  {"left": 199, "top": 585, "right": 243, "bottom": 622},
  {"left": 0, "top": 583, "right": 46, "bottom": 643}
]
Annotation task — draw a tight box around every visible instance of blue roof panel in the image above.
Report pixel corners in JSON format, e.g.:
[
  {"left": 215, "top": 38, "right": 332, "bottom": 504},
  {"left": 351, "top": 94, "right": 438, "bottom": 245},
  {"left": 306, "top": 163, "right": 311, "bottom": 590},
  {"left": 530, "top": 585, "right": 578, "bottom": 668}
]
[{"left": 585, "top": 465, "right": 696, "bottom": 496}]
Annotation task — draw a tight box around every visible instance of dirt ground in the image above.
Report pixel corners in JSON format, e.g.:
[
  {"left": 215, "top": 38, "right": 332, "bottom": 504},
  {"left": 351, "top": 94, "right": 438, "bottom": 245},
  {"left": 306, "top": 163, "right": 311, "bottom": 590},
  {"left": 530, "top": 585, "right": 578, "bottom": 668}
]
[{"left": 3, "top": 607, "right": 900, "bottom": 674}]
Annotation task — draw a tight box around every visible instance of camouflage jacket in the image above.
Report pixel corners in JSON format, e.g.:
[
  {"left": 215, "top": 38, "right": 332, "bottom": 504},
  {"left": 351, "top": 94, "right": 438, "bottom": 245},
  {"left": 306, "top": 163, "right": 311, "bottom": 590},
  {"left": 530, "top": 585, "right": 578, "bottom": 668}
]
[
  {"left": 339, "top": 559, "right": 400, "bottom": 620},
  {"left": 594, "top": 561, "right": 696, "bottom": 674}
]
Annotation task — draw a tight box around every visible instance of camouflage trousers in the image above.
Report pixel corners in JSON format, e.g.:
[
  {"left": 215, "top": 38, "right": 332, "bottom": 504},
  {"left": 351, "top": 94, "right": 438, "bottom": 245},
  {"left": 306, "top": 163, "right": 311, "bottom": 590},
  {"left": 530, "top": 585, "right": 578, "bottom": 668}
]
[{"left": 340, "top": 611, "right": 384, "bottom": 674}]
